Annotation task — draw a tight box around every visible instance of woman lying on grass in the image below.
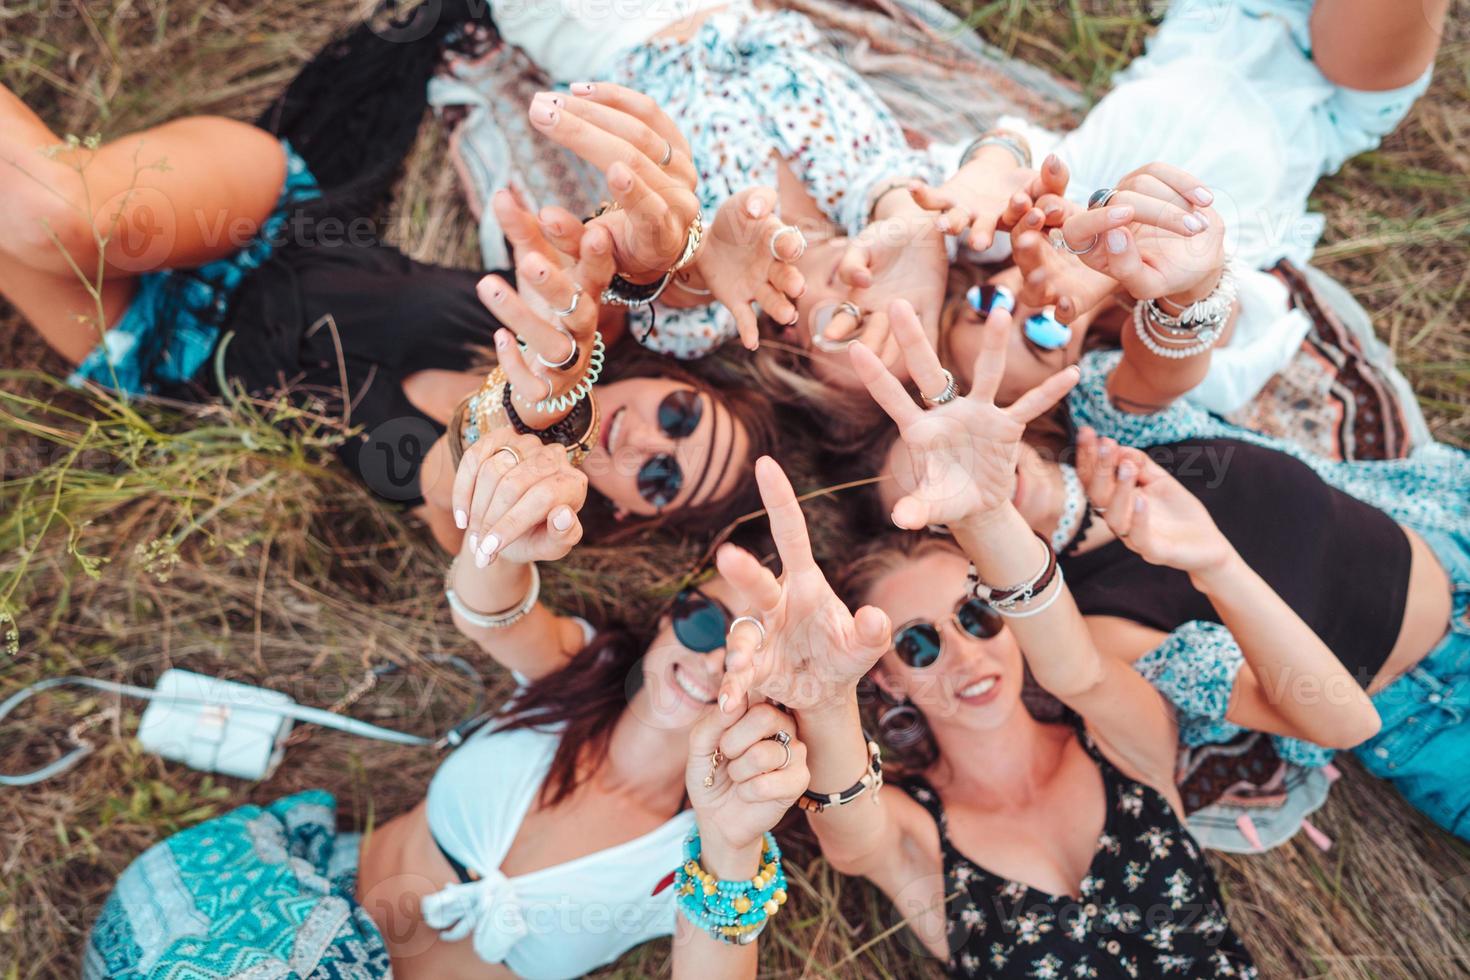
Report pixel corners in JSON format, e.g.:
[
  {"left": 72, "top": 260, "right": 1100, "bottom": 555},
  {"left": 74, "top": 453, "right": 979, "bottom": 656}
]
[
  {"left": 701, "top": 369, "right": 1277, "bottom": 976},
  {"left": 869, "top": 291, "right": 1470, "bottom": 841},
  {"left": 0, "top": 4, "right": 774, "bottom": 551},
  {"left": 492, "top": 0, "right": 1445, "bottom": 450},
  {"left": 86, "top": 445, "right": 808, "bottom": 979}
]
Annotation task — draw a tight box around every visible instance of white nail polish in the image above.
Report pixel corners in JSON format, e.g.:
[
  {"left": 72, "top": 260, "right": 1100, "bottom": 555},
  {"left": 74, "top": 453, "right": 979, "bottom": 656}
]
[
  {"left": 474, "top": 549, "right": 490, "bottom": 569},
  {"left": 1107, "top": 229, "right": 1127, "bottom": 254},
  {"left": 454, "top": 509, "right": 468, "bottom": 529},
  {"left": 1192, "top": 187, "right": 1213, "bottom": 206},
  {"left": 1183, "top": 214, "right": 1204, "bottom": 233},
  {"left": 480, "top": 533, "right": 501, "bottom": 558}
]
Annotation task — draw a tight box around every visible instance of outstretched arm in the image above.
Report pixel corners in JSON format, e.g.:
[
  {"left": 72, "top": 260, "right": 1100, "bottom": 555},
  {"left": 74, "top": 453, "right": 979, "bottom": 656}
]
[
  {"left": 1075, "top": 428, "right": 1382, "bottom": 749},
  {"left": 850, "top": 300, "right": 1182, "bottom": 799}
]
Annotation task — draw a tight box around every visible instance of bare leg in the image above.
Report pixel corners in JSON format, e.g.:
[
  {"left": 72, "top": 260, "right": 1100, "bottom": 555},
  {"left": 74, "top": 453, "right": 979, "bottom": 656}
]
[
  {"left": 0, "top": 86, "right": 287, "bottom": 280},
  {"left": 0, "top": 250, "right": 135, "bottom": 364},
  {"left": 1309, "top": 0, "right": 1449, "bottom": 90}
]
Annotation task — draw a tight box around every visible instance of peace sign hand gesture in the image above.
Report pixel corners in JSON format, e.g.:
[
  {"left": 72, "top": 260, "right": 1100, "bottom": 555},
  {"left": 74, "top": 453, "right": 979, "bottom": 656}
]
[
  {"left": 849, "top": 299, "right": 1081, "bottom": 530},
  {"left": 715, "top": 458, "right": 892, "bottom": 717}
]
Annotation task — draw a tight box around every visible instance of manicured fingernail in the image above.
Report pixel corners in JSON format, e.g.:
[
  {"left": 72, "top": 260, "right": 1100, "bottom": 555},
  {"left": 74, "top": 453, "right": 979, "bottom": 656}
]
[
  {"left": 1192, "top": 187, "right": 1213, "bottom": 206},
  {"left": 547, "top": 93, "right": 564, "bottom": 107},
  {"left": 1183, "top": 213, "right": 1205, "bottom": 233},
  {"left": 570, "top": 82, "right": 594, "bottom": 95},
  {"left": 474, "top": 548, "right": 490, "bottom": 568},
  {"left": 1099, "top": 442, "right": 1112, "bottom": 457},
  {"left": 495, "top": 331, "right": 509, "bottom": 349},
  {"left": 1046, "top": 154, "right": 1060, "bottom": 172},
  {"left": 1044, "top": 204, "right": 1062, "bottom": 218},
  {"left": 719, "top": 692, "right": 730, "bottom": 713},
  {"left": 529, "top": 102, "right": 557, "bottom": 126},
  {"left": 454, "top": 508, "right": 468, "bottom": 529},
  {"left": 552, "top": 507, "right": 574, "bottom": 531},
  {"left": 479, "top": 533, "right": 500, "bottom": 560},
  {"left": 1107, "top": 206, "right": 1132, "bottom": 222},
  {"left": 1119, "top": 461, "right": 1136, "bottom": 480},
  {"left": 746, "top": 196, "right": 766, "bottom": 218},
  {"left": 1106, "top": 229, "right": 1127, "bottom": 254}
]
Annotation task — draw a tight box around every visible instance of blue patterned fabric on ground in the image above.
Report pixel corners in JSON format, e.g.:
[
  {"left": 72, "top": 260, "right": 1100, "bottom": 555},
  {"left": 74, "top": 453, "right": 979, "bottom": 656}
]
[
  {"left": 69, "top": 140, "right": 320, "bottom": 397},
  {"left": 83, "top": 789, "right": 388, "bottom": 979}
]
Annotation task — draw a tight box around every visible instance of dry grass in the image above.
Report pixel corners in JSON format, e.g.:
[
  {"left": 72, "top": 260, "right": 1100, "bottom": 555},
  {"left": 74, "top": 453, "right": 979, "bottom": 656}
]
[{"left": 1, "top": 1, "right": 1468, "bottom": 978}]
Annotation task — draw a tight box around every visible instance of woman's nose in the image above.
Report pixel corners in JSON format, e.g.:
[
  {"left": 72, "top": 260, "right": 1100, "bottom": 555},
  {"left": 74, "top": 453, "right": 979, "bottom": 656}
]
[{"left": 623, "top": 412, "right": 672, "bottom": 455}]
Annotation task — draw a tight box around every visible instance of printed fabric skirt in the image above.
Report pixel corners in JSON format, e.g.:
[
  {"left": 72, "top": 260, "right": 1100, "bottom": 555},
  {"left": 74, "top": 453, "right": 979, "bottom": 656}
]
[{"left": 83, "top": 790, "right": 388, "bottom": 979}]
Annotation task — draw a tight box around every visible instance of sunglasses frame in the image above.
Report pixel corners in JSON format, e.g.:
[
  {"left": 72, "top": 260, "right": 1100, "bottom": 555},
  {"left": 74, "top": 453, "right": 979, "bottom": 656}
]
[
  {"left": 967, "top": 283, "right": 1072, "bottom": 352},
  {"left": 892, "top": 595, "right": 1004, "bottom": 670},
  {"left": 670, "top": 586, "right": 733, "bottom": 654},
  {"left": 635, "top": 388, "right": 707, "bottom": 509}
]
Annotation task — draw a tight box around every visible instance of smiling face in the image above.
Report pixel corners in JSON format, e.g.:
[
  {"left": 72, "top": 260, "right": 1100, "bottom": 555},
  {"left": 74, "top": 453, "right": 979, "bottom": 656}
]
[
  {"left": 864, "top": 547, "right": 1025, "bottom": 734},
  {"left": 628, "top": 574, "right": 744, "bottom": 732},
  {"left": 583, "top": 378, "right": 749, "bottom": 520}
]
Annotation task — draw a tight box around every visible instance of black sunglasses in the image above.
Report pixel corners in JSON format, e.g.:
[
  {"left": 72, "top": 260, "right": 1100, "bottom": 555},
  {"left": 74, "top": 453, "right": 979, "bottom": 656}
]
[
  {"left": 671, "top": 586, "right": 731, "bottom": 653},
  {"left": 893, "top": 596, "right": 1003, "bottom": 669},
  {"left": 636, "top": 389, "right": 706, "bottom": 509}
]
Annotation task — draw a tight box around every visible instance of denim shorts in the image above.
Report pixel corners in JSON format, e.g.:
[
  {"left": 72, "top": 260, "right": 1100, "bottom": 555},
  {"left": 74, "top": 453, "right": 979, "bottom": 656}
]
[{"left": 1353, "top": 528, "right": 1470, "bottom": 839}]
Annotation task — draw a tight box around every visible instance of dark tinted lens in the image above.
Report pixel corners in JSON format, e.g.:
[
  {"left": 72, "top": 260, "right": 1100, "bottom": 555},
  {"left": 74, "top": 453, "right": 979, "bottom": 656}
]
[
  {"left": 894, "top": 623, "right": 942, "bottom": 669},
  {"left": 672, "top": 589, "right": 729, "bottom": 653},
  {"left": 657, "top": 389, "right": 703, "bottom": 440},
  {"left": 956, "top": 599, "right": 1003, "bottom": 640},
  {"left": 637, "top": 453, "right": 684, "bottom": 507}
]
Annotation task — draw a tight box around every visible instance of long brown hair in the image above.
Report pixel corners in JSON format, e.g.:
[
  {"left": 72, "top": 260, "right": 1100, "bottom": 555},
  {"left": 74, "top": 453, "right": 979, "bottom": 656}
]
[{"left": 489, "top": 624, "right": 646, "bottom": 808}]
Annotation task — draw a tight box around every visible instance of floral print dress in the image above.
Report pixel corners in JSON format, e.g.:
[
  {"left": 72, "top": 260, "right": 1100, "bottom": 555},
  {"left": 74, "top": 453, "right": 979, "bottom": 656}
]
[
  {"left": 607, "top": 1, "right": 945, "bottom": 358},
  {"left": 900, "top": 730, "right": 1257, "bottom": 979}
]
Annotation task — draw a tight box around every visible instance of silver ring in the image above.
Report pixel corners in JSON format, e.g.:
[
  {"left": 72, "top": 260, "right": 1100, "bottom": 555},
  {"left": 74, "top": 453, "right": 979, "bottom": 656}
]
[
  {"left": 658, "top": 139, "right": 673, "bottom": 167},
  {"left": 1087, "top": 187, "right": 1118, "bottom": 210},
  {"left": 922, "top": 368, "right": 959, "bottom": 406},
  {"left": 728, "top": 615, "right": 767, "bottom": 652},
  {"left": 768, "top": 730, "right": 792, "bottom": 771},
  {"left": 550, "top": 284, "right": 582, "bottom": 319},
  {"left": 491, "top": 445, "right": 522, "bottom": 470},
  {"left": 1091, "top": 505, "right": 1107, "bottom": 516},
  {"left": 536, "top": 329, "right": 579, "bottom": 371},
  {"left": 812, "top": 301, "right": 864, "bottom": 353},
  {"left": 768, "top": 224, "right": 806, "bottom": 262},
  {"left": 1055, "top": 230, "right": 1099, "bottom": 256}
]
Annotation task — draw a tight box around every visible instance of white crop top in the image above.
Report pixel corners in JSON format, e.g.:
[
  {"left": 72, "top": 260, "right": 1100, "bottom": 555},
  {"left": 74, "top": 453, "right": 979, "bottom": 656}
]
[
  {"left": 422, "top": 721, "right": 695, "bottom": 980},
  {"left": 488, "top": 0, "right": 731, "bottom": 84}
]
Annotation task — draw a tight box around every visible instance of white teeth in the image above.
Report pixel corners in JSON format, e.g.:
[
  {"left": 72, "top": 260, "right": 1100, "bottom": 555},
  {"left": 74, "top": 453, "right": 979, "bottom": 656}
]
[
  {"left": 960, "top": 677, "right": 998, "bottom": 699},
  {"left": 674, "top": 665, "right": 714, "bottom": 703}
]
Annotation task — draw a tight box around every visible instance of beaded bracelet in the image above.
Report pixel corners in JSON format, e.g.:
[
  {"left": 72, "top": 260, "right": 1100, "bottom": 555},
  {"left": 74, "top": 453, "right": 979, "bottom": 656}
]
[
  {"left": 675, "top": 830, "right": 788, "bottom": 945},
  {"left": 965, "top": 531, "right": 1059, "bottom": 612}
]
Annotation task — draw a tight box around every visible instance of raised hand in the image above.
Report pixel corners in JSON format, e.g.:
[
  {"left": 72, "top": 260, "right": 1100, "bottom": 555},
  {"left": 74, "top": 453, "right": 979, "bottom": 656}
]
[
  {"left": 686, "top": 701, "right": 809, "bottom": 865},
  {"left": 526, "top": 83, "right": 700, "bottom": 283},
  {"left": 1075, "top": 426, "right": 1232, "bottom": 574},
  {"left": 1049, "top": 162, "right": 1223, "bottom": 306},
  {"left": 822, "top": 210, "right": 947, "bottom": 351},
  {"left": 684, "top": 186, "right": 806, "bottom": 351},
  {"left": 715, "top": 457, "right": 892, "bottom": 716},
  {"left": 451, "top": 428, "right": 587, "bottom": 568},
  {"left": 849, "top": 299, "right": 1080, "bottom": 529},
  {"left": 475, "top": 190, "right": 616, "bottom": 429},
  {"left": 907, "top": 148, "right": 1056, "bottom": 252}
]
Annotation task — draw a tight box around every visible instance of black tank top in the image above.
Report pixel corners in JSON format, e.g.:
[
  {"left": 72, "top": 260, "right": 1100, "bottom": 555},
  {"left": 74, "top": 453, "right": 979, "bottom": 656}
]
[
  {"left": 901, "top": 728, "right": 1257, "bottom": 979},
  {"left": 1062, "top": 438, "right": 1410, "bottom": 681}
]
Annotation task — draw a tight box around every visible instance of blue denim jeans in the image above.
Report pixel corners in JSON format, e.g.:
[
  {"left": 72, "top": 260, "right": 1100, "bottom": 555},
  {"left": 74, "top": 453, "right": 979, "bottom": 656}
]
[{"left": 1354, "top": 528, "right": 1470, "bottom": 839}]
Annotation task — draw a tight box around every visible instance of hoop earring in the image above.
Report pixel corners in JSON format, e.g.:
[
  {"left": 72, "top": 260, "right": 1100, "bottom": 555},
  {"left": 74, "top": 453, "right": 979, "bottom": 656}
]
[{"left": 878, "top": 700, "right": 928, "bottom": 750}]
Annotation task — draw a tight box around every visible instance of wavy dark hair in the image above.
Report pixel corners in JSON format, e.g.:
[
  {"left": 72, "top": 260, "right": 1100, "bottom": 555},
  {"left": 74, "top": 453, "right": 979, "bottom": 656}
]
[{"left": 489, "top": 624, "right": 648, "bottom": 808}]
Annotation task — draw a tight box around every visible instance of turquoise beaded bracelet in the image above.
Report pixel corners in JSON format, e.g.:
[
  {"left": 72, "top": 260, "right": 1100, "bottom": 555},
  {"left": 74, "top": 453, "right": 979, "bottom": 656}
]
[{"left": 675, "top": 830, "right": 788, "bottom": 945}]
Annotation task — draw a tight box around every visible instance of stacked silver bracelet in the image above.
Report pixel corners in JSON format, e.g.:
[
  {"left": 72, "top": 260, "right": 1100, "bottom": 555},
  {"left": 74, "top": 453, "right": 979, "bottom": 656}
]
[
  {"left": 1132, "top": 262, "right": 1239, "bottom": 360},
  {"left": 446, "top": 561, "right": 541, "bottom": 630}
]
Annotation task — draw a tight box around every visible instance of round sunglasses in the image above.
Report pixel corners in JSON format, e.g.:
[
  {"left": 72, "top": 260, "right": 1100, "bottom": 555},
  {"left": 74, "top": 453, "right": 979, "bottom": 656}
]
[
  {"left": 636, "top": 389, "right": 705, "bottom": 509},
  {"left": 671, "top": 586, "right": 732, "bottom": 653},
  {"left": 893, "top": 596, "right": 1004, "bottom": 669},
  {"left": 966, "top": 283, "right": 1072, "bottom": 351}
]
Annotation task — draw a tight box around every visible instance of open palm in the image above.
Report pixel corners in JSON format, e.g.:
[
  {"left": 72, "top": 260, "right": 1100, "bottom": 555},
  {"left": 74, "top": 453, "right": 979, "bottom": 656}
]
[
  {"left": 849, "top": 299, "right": 1081, "bottom": 530},
  {"left": 716, "top": 458, "right": 891, "bottom": 716}
]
